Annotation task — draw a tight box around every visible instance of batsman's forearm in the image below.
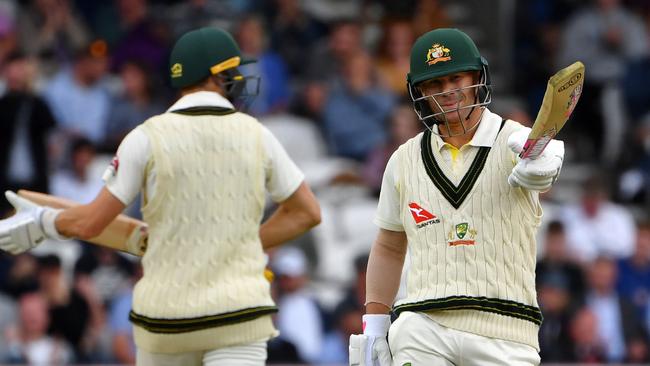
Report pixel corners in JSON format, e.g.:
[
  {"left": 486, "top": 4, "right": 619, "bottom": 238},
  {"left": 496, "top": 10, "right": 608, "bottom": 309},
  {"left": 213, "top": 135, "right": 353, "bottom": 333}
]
[
  {"left": 366, "top": 229, "right": 407, "bottom": 314},
  {"left": 260, "top": 207, "right": 320, "bottom": 250}
]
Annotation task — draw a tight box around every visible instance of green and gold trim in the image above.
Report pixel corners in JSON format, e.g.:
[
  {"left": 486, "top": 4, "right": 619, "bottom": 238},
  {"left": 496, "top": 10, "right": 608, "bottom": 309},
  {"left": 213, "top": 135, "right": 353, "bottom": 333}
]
[
  {"left": 394, "top": 295, "right": 542, "bottom": 325},
  {"left": 421, "top": 120, "right": 505, "bottom": 209},
  {"left": 171, "top": 106, "right": 237, "bottom": 116},
  {"left": 129, "top": 305, "right": 278, "bottom": 334}
]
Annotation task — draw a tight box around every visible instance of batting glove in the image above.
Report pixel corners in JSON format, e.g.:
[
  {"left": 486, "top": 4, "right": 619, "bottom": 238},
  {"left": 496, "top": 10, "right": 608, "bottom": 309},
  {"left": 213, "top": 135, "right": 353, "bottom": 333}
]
[
  {"left": 349, "top": 314, "right": 392, "bottom": 366},
  {"left": 0, "top": 191, "right": 66, "bottom": 255},
  {"left": 507, "top": 129, "right": 564, "bottom": 191}
]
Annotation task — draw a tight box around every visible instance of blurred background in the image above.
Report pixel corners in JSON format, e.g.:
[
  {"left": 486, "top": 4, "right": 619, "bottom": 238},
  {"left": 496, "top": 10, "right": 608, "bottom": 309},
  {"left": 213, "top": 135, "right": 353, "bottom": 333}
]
[{"left": 0, "top": 0, "right": 649, "bottom": 364}]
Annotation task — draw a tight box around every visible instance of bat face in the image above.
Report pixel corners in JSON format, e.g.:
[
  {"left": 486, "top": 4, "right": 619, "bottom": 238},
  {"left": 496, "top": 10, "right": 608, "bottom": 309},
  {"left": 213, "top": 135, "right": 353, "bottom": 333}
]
[{"left": 520, "top": 61, "right": 585, "bottom": 160}]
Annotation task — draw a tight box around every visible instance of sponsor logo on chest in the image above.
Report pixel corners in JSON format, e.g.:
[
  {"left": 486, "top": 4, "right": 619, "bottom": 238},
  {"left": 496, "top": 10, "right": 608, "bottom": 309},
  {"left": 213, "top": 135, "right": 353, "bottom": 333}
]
[{"left": 408, "top": 202, "right": 441, "bottom": 229}]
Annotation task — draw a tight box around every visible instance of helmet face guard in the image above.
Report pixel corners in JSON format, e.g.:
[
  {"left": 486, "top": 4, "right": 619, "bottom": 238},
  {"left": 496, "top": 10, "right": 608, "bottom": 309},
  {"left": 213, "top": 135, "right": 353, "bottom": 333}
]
[
  {"left": 408, "top": 63, "right": 491, "bottom": 136},
  {"left": 215, "top": 68, "right": 260, "bottom": 110}
]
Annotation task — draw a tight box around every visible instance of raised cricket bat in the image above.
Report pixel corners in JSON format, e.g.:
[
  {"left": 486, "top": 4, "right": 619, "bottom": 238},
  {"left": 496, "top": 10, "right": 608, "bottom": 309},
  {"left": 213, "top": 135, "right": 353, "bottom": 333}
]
[
  {"left": 17, "top": 190, "right": 147, "bottom": 255},
  {"left": 519, "top": 61, "right": 585, "bottom": 159}
]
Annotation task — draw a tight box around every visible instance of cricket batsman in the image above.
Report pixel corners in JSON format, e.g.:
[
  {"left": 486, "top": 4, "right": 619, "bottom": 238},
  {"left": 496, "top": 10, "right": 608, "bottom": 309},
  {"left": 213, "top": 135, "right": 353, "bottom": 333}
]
[
  {"left": 349, "top": 28, "right": 564, "bottom": 365},
  {"left": 0, "top": 27, "right": 321, "bottom": 366}
]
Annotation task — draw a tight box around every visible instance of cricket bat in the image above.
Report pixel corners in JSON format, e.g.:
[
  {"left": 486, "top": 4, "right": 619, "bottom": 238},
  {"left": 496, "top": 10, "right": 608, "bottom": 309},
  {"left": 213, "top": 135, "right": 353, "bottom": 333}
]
[
  {"left": 17, "top": 190, "right": 147, "bottom": 255},
  {"left": 519, "top": 61, "right": 585, "bottom": 159}
]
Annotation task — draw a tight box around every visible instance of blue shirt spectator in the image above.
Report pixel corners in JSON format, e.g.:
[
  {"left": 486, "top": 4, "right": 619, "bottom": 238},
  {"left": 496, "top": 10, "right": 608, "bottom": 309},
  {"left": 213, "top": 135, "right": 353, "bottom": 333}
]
[
  {"left": 322, "top": 52, "right": 395, "bottom": 161},
  {"left": 42, "top": 41, "right": 111, "bottom": 144},
  {"left": 617, "top": 223, "right": 650, "bottom": 319}
]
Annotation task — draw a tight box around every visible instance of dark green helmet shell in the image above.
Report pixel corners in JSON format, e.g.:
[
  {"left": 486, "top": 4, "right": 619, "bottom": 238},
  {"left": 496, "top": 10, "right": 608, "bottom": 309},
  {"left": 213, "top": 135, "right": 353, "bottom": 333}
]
[
  {"left": 407, "top": 28, "right": 486, "bottom": 85},
  {"left": 169, "top": 27, "right": 255, "bottom": 89}
]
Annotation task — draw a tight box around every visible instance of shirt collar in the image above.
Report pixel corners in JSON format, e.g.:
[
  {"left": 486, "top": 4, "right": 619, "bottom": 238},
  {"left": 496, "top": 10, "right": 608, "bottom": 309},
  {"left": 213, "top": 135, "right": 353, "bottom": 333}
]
[
  {"left": 432, "top": 108, "right": 502, "bottom": 151},
  {"left": 167, "top": 91, "right": 234, "bottom": 112},
  {"left": 469, "top": 108, "right": 502, "bottom": 147}
]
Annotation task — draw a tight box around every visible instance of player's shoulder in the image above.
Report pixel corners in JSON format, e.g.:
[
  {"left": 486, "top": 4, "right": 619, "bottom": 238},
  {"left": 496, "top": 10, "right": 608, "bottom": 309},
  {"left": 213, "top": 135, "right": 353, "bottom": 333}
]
[
  {"left": 139, "top": 112, "right": 169, "bottom": 127},
  {"left": 500, "top": 118, "right": 528, "bottom": 136},
  {"left": 232, "top": 111, "right": 264, "bottom": 127}
]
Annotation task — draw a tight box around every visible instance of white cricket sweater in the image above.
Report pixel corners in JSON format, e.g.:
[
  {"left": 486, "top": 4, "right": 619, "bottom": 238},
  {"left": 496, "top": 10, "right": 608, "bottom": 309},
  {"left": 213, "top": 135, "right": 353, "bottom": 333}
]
[
  {"left": 393, "top": 119, "right": 542, "bottom": 350},
  {"left": 129, "top": 107, "right": 277, "bottom": 353}
]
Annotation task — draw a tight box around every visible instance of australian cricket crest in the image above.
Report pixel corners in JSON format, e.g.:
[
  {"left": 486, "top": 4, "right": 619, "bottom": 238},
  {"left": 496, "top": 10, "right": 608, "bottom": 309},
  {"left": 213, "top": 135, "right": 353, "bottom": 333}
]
[
  {"left": 426, "top": 43, "right": 451, "bottom": 65},
  {"left": 448, "top": 222, "right": 477, "bottom": 246}
]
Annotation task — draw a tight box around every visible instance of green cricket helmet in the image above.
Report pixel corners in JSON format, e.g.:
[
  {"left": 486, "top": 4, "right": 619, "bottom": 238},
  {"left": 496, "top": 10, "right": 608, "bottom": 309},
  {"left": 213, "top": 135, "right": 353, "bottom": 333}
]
[
  {"left": 406, "top": 28, "right": 491, "bottom": 133},
  {"left": 169, "top": 27, "right": 259, "bottom": 101}
]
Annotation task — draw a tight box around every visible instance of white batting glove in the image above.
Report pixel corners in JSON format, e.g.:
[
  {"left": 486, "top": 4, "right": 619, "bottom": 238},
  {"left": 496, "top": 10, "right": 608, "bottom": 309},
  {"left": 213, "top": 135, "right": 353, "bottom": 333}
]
[
  {"left": 349, "top": 314, "right": 392, "bottom": 366},
  {"left": 507, "top": 129, "right": 564, "bottom": 191},
  {"left": 0, "top": 191, "right": 66, "bottom": 255}
]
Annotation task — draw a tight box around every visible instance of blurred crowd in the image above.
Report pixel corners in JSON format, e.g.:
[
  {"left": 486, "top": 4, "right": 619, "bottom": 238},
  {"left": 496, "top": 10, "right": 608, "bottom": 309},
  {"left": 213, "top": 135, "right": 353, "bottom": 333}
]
[{"left": 0, "top": 0, "right": 649, "bottom": 364}]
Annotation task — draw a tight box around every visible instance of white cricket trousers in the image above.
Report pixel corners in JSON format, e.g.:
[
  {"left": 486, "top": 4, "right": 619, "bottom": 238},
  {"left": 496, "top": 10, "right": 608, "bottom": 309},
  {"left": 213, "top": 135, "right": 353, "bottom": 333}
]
[
  {"left": 136, "top": 341, "right": 267, "bottom": 366},
  {"left": 388, "top": 312, "right": 540, "bottom": 366}
]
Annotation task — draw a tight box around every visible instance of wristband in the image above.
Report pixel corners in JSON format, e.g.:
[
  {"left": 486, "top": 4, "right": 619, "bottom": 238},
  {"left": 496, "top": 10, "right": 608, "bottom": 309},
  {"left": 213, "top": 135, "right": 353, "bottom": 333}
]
[
  {"left": 40, "top": 208, "right": 69, "bottom": 240},
  {"left": 362, "top": 314, "right": 391, "bottom": 336}
]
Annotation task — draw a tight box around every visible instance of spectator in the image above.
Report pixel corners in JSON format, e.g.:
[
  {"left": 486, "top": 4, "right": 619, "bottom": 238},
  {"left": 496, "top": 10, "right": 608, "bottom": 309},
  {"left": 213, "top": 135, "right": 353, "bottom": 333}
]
[
  {"left": 625, "top": 336, "right": 650, "bottom": 364},
  {"left": 568, "top": 307, "right": 607, "bottom": 363},
  {"left": 411, "top": 0, "right": 451, "bottom": 37},
  {"left": 617, "top": 221, "right": 650, "bottom": 318},
  {"left": 618, "top": 114, "right": 650, "bottom": 203},
  {"left": 0, "top": 290, "right": 17, "bottom": 360},
  {"left": 269, "top": 0, "right": 326, "bottom": 79},
  {"left": 535, "top": 220, "right": 586, "bottom": 307},
  {"left": 167, "top": 0, "right": 238, "bottom": 40},
  {"left": 0, "top": 52, "right": 56, "bottom": 214},
  {"left": 105, "top": 59, "right": 164, "bottom": 150},
  {"left": 340, "top": 253, "right": 369, "bottom": 312},
  {"left": 108, "top": 261, "right": 141, "bottom": 365},
  {"left": 74, "top": 246, "right": 133, "bottom": 306},
  {"left": 557, "top": 0, "right": 649, "bottom": 162},
  {"left": 317, "top": 299, "right": 363, "bottom": 364},
  {"left": 0, "top": 253, "right": 39, "bottom": 299},
  {"left": 17, "top": 0, "right": 90, "bottom": 75},
  {"left": 560, "top": 173, "right": 636, "bottom": 262},
  {"left": 375, "top": 19, "right": 415, "bottom": 96},
  {"left": 36, "top": 254, "right": 105, "bottom": 362},
  {"left": 42, "top": 40, "right": 111, "bottom": 144},
  {"left": 267, "top": 337, "right": 303, "bottom": 365},
  {"left": 4, "top": 292, "right": 73, "bottom": 365},
  {"left": 236, "top": 15, "right": 290, "bottom": 116},
  {"left": 289, "top": 78, "right": 329, "bottom": 123},
  {"left": 363, "top": 103, "right": 422, "bottom": 194},
  {"left": 513, "top": 0, "right": 579, "bottom": 118},
  {"left": 585, "top": 256, "right": 648, "bottom": 362},
  {"left": 110, "top": 0, "right": 169, "bottom": 76},
  {"left": 272, "top": 246, "right": 323, "bottom": 363},
  {"left": 50, "top": 138, "right": 103, "bottom": 204},
  {"left": 0, "top": 1, "right": 18, "bottom": 77},
  {"left": 307, "top": 19, "right": 363, "bottom": 82},
  {"left": 537, "top": 271, "right": 575, "bottom": 362},
  {"left": 622, "top": 55, "right": 650, "bottom": 123},
  {"left": 322, "top": 51, "right": 395, "bottom": 161}
]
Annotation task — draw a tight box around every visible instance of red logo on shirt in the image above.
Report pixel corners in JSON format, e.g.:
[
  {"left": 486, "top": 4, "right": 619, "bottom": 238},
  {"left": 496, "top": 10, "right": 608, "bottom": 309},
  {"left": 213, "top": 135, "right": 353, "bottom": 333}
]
[{"left": 408, "top": 202, "right": 438, "bottom": 224}]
